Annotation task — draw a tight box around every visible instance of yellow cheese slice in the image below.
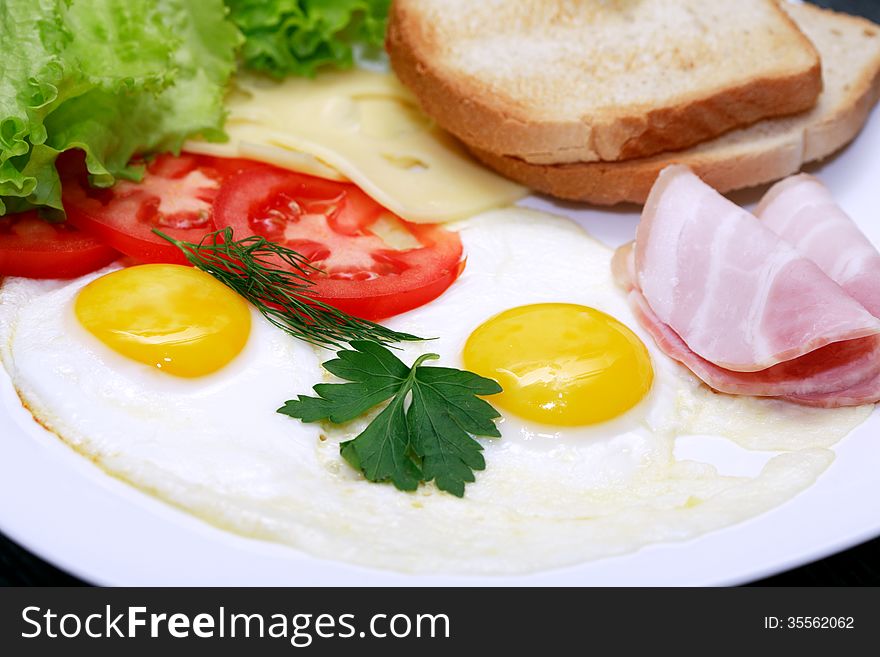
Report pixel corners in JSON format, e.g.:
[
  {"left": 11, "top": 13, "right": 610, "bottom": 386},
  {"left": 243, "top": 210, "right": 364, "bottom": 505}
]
[{"left": 185, "top": 70, "right": 525, "bottom": 223}]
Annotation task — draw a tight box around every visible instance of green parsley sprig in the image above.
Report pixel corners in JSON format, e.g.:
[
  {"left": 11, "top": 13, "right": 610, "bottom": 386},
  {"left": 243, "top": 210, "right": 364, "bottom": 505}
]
[
  {"left": 155, "top": 227, "right": 421, "bottom": 349},
  {"left": 278, "top": 341, "right": 503, "bottom": 497}
]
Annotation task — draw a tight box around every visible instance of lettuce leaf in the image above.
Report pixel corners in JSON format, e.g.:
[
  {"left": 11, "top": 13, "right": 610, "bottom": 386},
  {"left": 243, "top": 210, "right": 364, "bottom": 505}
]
[
  {"left": 0, "top": 0, "right": 241, "bottom": 216},
  {"left": 227, "top": 0, "right": 390, "bottom": 78}
]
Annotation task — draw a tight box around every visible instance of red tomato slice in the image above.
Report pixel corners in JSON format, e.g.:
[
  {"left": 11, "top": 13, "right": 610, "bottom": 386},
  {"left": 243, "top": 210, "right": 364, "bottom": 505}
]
[
  {"left": 0, "top": 211, "right": 118, "bottom": 279},
  {"left": 62, "top": 153, "right": 264, "bottom": 264},
  {"left": 213, "top": 168, "right": 465, "bottom": 320}
]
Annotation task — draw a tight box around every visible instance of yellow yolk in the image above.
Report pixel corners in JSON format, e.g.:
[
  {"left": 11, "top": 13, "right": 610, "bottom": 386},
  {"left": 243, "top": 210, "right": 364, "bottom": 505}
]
[
  {"left": 463, "top": 303, "right": 653, "bottom": 426},
  {"left": 75, "top": 264, "right": 251, "bottom": 377}
]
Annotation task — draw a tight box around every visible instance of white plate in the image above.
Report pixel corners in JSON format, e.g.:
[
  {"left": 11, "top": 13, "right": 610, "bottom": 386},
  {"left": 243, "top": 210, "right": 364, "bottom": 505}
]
[{"left": 2, "top": 107, "right": 880, "bottom": 587}]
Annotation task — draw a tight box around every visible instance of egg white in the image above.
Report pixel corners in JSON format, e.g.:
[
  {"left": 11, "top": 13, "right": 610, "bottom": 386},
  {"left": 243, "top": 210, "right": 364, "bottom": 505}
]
[{"left": 0, "top": 208, "right": 871, "bottom": 574}]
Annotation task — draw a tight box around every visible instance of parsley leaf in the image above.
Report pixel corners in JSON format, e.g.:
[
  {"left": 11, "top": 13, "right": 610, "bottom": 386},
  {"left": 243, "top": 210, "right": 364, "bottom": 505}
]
[{"left": 278, "top": 341, "right": 502, "bottom": 497}]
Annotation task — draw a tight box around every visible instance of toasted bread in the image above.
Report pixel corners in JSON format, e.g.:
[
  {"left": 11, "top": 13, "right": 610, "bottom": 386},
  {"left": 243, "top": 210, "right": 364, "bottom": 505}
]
[
  {"left": 469, "top": 3, "right": 880, "bottom": 205},
  {"left": 387, "top": 0, "right": 822, "bottom": 164}
]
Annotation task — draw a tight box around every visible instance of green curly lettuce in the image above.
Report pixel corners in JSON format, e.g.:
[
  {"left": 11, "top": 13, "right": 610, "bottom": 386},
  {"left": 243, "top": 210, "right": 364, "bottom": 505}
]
[
  {"left": 0, "top": 0, "right": 241, "bottom": 216},
  {"left": 226, "top": 0, "right": 391, "bottom": 78}
]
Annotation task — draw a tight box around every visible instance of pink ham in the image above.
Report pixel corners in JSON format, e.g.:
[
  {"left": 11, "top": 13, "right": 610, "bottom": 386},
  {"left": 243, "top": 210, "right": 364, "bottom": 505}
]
[
  {"left": 784, "top": 370, "right": 880, "bottom": 408},
  {"left": 635, "top": 166, "right": 880, "bottom": 372},
  {"left": 755, "top": 174, "right": 880, "bottom": 406},
  {"left": 619, "top": 165, "right": 880, "bottom": 408},
  {"left": 611, "top": 241, "right": 636, "bottom": 291},
  {"left": 629, "top": 290, "right": 880, "bottom": 398},
  {"left": 757, "top": 174, "right": 880, "bottom": 318}
]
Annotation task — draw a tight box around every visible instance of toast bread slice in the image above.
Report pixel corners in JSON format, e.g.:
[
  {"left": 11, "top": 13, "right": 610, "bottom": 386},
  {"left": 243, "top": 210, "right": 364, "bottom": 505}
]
[
  {"left": 469, "top": 3, "right": 880, "bottom": 205},
  {"left": 387, "top": 0, "right": 822, "bottom": 164}
]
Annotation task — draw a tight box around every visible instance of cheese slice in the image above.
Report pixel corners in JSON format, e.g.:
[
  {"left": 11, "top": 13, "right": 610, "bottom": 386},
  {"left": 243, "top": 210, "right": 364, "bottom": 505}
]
[{"left": 185, "top": 70, "right": 525, "bottom": 223}]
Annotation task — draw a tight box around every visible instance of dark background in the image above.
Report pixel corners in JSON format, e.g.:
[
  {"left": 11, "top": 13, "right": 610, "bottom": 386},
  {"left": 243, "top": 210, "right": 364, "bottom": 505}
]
[{"left": 2, "top": 0, "right": 879, "bottom": 587}]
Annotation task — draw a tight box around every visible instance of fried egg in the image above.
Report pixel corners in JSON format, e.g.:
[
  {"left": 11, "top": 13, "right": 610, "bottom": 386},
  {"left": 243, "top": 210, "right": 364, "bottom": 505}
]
[{"left": 0, "top": 207, "right": 871, "bottom": 574}]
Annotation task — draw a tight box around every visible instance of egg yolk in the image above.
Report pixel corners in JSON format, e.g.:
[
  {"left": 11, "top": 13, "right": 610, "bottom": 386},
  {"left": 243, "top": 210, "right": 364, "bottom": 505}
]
[
  {"left": 75, "top": 264, "right": 251, "bottom": 377},
  {"left": 462, "top": 303, "right": 653, "bottom": 426}
]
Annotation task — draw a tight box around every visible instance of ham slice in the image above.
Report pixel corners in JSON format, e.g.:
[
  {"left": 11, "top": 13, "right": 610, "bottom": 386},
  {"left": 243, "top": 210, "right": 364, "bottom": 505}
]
[
  {"left": 629, "top": 290, "right": 880, "bottom": 398},
  {"left": 611, "top": 241, "right": 636, "bottom": 291},
  {"left": 619, "top": 165, "right": 880, "bottom": 408},
  {"left": 757, "top": 174, "right": 880, "bottom": 318},
  {"left": 784, "top": 370, "right": 880, "bottom": 408},
  {"left": 754, "top": 174, "right": 880, "bottom": 407},
  {"left": 635, "top": 166, "right": 880, "bottom": 372}
]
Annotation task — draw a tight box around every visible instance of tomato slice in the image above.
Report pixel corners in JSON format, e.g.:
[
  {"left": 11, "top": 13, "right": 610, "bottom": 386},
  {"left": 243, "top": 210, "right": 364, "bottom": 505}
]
[
  {"left": 213, "top": 168, "right": 464, "bottom": 319},
  {"left": 0, "top": 211, "right": 118, "bottom": 279},
  {"left": 62, "top": 153, "right": 265, "bottom": 264}
]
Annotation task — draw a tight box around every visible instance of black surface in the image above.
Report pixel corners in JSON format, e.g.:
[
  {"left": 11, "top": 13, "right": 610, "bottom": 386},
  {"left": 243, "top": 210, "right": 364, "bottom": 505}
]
[
  {"left": 813, "top": 0, "right": 880, "bottom": 20},
  {"left": 2, "top": 0, "right": 880, "bottom": 588}
]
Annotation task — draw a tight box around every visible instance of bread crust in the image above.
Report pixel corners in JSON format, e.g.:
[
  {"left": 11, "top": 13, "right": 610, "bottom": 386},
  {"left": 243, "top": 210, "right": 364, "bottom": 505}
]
[
  {"left": 465, "top": 4, "right": 880, "bottom": 205},
  {"left": 468, "top": 140, "right": 803, "bottom": 205},
  {"left": 387, "top": 0, "right": 822, "bottom": 164}
]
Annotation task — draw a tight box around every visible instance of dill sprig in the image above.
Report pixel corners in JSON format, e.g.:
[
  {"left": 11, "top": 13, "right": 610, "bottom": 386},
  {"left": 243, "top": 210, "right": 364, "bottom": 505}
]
[{"left": 154, "top": 227, "right": 422, "bottom": 349}]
